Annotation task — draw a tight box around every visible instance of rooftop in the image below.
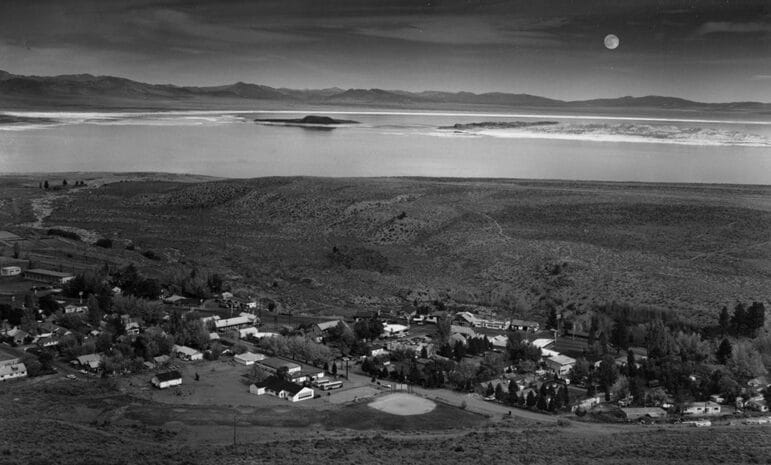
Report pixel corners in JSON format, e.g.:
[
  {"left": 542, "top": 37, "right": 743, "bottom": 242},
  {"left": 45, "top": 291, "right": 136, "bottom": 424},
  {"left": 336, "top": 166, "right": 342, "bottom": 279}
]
[
  {"left": 25, "top": 269, "right": 75, "bottom": 278},
  {"left": 254, "top": 376, "right": 305, "bottom": 395},
  {"left": 155, "top": 370, "right": 182, "bottom": 382}
]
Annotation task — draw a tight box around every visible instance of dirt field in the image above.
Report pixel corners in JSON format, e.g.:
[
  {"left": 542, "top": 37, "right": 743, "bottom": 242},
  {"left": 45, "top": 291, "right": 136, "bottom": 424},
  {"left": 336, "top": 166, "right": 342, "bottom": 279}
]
[{"left": 369, "top": 393, "right": 437, "bottom": 415}]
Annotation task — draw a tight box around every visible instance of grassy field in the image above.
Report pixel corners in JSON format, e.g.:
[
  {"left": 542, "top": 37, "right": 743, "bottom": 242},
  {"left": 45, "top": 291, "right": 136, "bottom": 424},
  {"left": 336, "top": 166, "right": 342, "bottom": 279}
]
[{"left": 3, "top": 174, "right": 766, "bottom": 325}]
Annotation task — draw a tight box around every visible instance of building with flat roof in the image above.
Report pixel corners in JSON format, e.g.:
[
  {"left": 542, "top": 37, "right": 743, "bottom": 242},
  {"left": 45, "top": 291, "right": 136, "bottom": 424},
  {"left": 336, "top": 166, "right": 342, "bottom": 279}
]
[{"left": 23, "top": 269, "right": 75, "bottom": 285}]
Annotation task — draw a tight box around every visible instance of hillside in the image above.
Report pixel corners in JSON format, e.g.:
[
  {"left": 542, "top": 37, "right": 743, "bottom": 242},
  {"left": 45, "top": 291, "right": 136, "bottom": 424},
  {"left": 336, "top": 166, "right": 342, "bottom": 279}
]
[
  {"left": 1, "top": 69, "right": 769, "bottom": 114},
  {"left": 10, "top": 176, "right": 767, "bottom": 324}
]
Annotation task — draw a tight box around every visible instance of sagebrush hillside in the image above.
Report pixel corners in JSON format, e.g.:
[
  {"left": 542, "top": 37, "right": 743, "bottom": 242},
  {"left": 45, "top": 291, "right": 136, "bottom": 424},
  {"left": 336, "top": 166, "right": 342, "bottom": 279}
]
[{"left": 34, "top": 177, "right": 771, "bottom": 323}]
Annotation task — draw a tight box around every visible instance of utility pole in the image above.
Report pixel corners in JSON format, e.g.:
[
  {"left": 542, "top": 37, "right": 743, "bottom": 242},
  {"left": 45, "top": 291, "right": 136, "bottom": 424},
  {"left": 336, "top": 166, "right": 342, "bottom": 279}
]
[{"left": 233, "top": 413, "right": 236, "bottom": 447}]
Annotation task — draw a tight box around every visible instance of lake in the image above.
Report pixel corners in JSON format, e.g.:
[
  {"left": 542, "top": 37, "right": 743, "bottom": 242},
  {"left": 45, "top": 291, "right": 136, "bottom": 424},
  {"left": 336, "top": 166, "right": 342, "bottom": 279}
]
[{"left": 1, "top": 110, "right": 770, "bottom": 184}]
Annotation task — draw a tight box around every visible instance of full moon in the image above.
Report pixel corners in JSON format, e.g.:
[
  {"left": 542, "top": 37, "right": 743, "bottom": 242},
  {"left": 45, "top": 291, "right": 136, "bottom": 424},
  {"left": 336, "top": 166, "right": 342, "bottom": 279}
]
[{"left": 604, "top": 34, "right": 620, "bottom": 50}]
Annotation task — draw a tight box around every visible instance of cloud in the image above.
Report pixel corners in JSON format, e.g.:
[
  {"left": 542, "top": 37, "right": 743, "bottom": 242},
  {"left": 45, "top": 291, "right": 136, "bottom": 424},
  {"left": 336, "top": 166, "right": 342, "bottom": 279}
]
[
  {"left": 697, "top": 21, "right": 771, "bottom": 35},
  {"left": 750, "top": 74, "right": 771, "bottom": 80}
]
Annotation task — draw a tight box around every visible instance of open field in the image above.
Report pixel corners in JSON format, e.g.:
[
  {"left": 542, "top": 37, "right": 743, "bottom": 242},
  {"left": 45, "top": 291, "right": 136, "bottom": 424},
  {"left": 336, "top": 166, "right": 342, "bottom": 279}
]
[
  {"left": 369, "top": 393, "right": 437, "bottom": 415},
  {"left": 2, "top": 174, "right": 769, "bottom": 324},
  {"left": 0, "top": 374, "right": 769, "bottom": 465}
]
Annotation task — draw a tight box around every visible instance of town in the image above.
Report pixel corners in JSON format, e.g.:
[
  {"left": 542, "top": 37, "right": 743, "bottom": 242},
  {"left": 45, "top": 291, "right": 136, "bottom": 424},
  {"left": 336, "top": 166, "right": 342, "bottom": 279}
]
[{"left": 1, "top": 225, "right": 769, "bottom": 429}]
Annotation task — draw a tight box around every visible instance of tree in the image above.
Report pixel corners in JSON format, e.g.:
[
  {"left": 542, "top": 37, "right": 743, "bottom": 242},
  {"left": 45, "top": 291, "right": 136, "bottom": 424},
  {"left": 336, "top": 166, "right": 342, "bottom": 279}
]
[
  {"left": 62, "top": 179, "right": 68, "bottom": 186},
  {"left": 746, "top": 302, "right": 766, "bottom": 337},
  {"left": 718, "top": 306, "right": 730, "bottom": 336},
  {"left": 495, "top": 383, "right": 504, "bottom": 401},
  {"left": 716, "top": 338, "right": 733, "bottom": 365},
  {"left": 331, "top": 361, "right": 338, "bottom": 376},
  {"left": 420, "top": 345, "right": 428, "bottom": 359},
  {"left": 546, "top": 307, "right": 559, "bottom": 330},
  {"left": 86, "top": 294, "right": 103, "bottom": 327},
  {"left": 44, "top": 180, "right": 49, "bottom": 189},
  {"left": 731, "top": 303, "right": 748, "bottom": 336},
  {"left": 536, "top": 394, "right": 548, "bottom": 410},
  {"left": 597, "top": 354, "right": 619, "bottom": 398},
  {"left": 729, "top": 340, "right": 767, "bottom": 380},
  {"left": 485, "top": 382, "right": 495, "bottom": 397},
  {"left": 569, "top": 358, "right": 590, "bottom": 385},
  {"left": 13, "top": 242, "right": 20, "bottom": 259},
  {"left": 452, "top": 340, "right": 466, "bottom": 361},
  {"left": 435, "top": 315, "right": 452, "bottom": 345},
  {"left": 526, "top": 390, "right": 536, "bottom": 407}
]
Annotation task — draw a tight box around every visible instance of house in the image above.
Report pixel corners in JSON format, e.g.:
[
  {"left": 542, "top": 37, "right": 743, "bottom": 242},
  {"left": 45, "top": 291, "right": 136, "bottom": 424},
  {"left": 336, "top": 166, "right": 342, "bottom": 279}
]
[
  {"left": 0, "top": 362, "right": 27, "bottom": 381},
  {"left": 151, "top": 370, "right": 183, "bottom": 389},
  {"left": 209, "top": 332, "right": 220, "bottom": 341},
  {"left": 249, "top": 376, "right": 315, "bottom": 402},
  {"left": 683, "top": 401, "right": 721, "bottom": 416},
  {"left": 621, "top": 407, "right": 667, "bottom": 421},
  {"left": 450, "top": 325, "right": 476, "bottom": 338},
  {"left": 381, "top": 323, "right": 408, "bottom": 338},
  {"left": 509, "top": 319, "right": 540, "bottom": 332},
  {"left": 234, "top": 352, "right": 266, "bottom": 366},
  {"left": 6, "top": 328, "right": 29, "bottom": 345},
  {"left": 545, "top": 354, "right": 576, "bottom": 377},
  {"left": 1, "top": 266, "right": 22, "bottom": 277},
  {"left": 214, "top": 313, "right": 257, "bottom": 330},
  {"left": 709, "top": 394, "right": 725, "bottom": 404},
  {"left": 314, "top": 319, "right": 344, "bottom": 333},
  {"left": 239, "top": 326, "right": 261, "bottom": 339},
  {"left": 531, "top": 338, "right": 555, "bottom": 349},
  {"left": 164, "top": 294, "right": 194, "bottom": 305},
  {"left": 153, "top": 355, "right": 171, "bottom": 366},
  {"left": 36, "top": 336, "right": 60, "bottom": 348},
  {"left": 173, "top": 345, "right": 203, "bottom": 361},
  {"left": 746, "top": 399, "right": 769, "bottom": 412},
  {"left": 64, "top": 304, "right": 88, "bottom": 314},
  {"left": 254, "top": 357, "right": 301, "bottom": 375},
  {"left": 0, "top": 349, "right": 22, "bottom": 368},
  {"left": 489, "top": 335, "right": 508, "bottom": 349},
  {"left": 23, "top": 269, "right": 75, "bottom": 285},
  {"left": 125, "top": 321, "right": 141, "bottom": 336},
  {"left": 76, "top": 353, "right": 103, "bottom": 370}
]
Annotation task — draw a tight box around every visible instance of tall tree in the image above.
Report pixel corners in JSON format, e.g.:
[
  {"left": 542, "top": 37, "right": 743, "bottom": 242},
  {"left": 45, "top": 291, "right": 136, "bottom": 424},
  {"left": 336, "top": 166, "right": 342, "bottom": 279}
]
[
  {"left": 746, "top": 302, "right": 766, "bottom": 337},
  {"left": 718, "top": 306, "right": 730, "bottom": 336},
  {"left": 731, "top": 303, "right": 748, "bottom": 336},
  {"left": 86, "top": 294, "right": 103, "bottom": 327},
  {"left": 597, "top": 354, "right": 619, "bottom": 399},
  {"left": 716, "top": 338, "right": 733, "bottom": 365}
]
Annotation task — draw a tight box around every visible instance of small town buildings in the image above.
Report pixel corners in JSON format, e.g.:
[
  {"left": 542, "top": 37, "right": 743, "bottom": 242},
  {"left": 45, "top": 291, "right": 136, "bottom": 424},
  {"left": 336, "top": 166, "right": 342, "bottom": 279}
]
[
  {"left": 209, "top": 332, "right": 220, "bottom": 341},
  {"left": 6, "top": 328, "right": 30, "bottom": 345},
  {"left": 249, "top": 376, "right": 315, "bottom": 402},
  {"left": 23, "top": 269, "right": 75, "bottom": 285},
  {"left": 381, "top": 323, "right": 408, "bottom": 338},
  {"left": 545, "top": 354, "right": 576, "bottom": 377},
  {"left": 151, "top": 370, "right": 183, "bottom": 389},
  {"left": 64, "top": 304, "right": 87, "bottom": 314},
  {"left": 0, "top": 362, "right": 27, "bottom": 381},
  {"left": 234, "top": 352, "right": 266, "bottom": 366},
  {"left": 214, "top": 313, "right": 257, "bottom": 330},
  {"left": 683, "top": 401, "right": 722, "bottom": 416},
  {"left": 164, "top": 295, "right": 195, "bottom": 305},
  {"left": 76, "top": 353, "right": 103, "bottom": 370},
  {"left": 254, "top": 357, "right": 301, "bottom": 375},
  {"left": 173, "top": 345, "right": 203, "bottom": 361},
  {"left": 489, "top": 335, "right": 508, "bottom": 349},
  {"left": 239, "top": 326, "right": 261, "bottom": 339},
  {"left": 509, "top": 319, "right": 540, "bottom": 332}
]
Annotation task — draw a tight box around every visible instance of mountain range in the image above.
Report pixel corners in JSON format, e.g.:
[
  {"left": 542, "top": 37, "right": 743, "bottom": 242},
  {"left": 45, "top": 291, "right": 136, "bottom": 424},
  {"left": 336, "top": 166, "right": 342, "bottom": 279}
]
[{"left": 0, "top": 69, "right": 769, "bottom": 113}]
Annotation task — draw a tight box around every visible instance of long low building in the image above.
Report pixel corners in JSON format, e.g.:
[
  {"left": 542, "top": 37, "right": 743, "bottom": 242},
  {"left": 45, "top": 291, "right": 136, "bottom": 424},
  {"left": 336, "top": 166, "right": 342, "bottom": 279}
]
[
  {"left": 173, "top": 345, "right": 203, "bottom": 361},
  {"left": 234, "top": 352, "right": 266, "bottom": 365},
  {"left": 249, "top": 376, "right": 315, "bottom": 402},
  {"left": 0, "top": 362, "right": 26, "bottom": 381},
  {"left": 23, "top": 268, "right": 75, "bottom": 285},
  {"left": 152, "top": 370, "right": 183, "bottom": 389}
]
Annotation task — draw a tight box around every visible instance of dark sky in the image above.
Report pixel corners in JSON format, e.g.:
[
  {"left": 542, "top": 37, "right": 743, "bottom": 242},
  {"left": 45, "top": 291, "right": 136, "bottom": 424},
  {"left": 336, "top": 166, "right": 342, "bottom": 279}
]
[{"left": 0, "top": 0, "right": 769, "bottom": 101}]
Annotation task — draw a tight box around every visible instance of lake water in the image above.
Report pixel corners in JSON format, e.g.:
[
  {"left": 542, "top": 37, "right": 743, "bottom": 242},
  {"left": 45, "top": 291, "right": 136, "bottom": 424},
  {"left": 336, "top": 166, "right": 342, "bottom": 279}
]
[{"left": 1, "top": 110, "right": 770, "bottom": 184}]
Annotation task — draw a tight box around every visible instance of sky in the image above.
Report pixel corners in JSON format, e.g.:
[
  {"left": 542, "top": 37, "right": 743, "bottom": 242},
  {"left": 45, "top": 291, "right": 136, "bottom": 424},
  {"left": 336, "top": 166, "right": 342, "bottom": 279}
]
[{"left": 0, "top": 0, "right": 769, "bottom": 101}]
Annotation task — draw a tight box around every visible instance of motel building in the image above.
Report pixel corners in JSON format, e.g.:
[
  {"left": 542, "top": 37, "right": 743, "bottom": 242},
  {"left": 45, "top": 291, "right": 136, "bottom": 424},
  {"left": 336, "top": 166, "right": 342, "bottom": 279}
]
[{"left": 249, "top": 376, "right": 315, "bottom": 402}]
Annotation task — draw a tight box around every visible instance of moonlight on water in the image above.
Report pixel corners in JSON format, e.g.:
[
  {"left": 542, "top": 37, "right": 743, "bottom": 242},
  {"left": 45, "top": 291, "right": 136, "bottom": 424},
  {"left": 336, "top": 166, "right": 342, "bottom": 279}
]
[{"left": 604, "top": 34, "right": 620, "bottom": 50}]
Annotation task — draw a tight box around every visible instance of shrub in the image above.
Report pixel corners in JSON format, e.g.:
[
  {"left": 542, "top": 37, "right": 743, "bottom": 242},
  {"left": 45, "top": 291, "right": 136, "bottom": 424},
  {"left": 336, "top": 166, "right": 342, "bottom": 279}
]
[
  {"left": 95, "top": 238, "right": 113, "bottom": 248},
  {"left": 142, "top": 250, "right": 160, "bottom": 260},
  {"left": 47, "top": 228, "right": 80, "bottom": 241}
]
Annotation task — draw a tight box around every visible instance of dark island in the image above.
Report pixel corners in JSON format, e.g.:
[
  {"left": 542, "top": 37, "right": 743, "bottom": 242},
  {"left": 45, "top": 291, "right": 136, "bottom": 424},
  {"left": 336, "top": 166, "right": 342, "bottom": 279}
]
[
  {"left": 440, "top": 120, "right": 559, "bottom": 130},
  {"left": 254, "top": 115, "right": 359, "bottom": 126}
]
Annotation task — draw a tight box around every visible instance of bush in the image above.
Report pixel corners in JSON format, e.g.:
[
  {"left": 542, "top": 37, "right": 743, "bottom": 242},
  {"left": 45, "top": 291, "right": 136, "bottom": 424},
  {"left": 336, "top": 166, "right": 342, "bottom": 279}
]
[
  {"left": 47, "top": 228, "right": 80, "bottom": 241},
  {"left": 142, "top": 250, "right": 160, "bottom": 260},
  {"left": 95, "top": 238, "right": 113, "bottom": 248}
]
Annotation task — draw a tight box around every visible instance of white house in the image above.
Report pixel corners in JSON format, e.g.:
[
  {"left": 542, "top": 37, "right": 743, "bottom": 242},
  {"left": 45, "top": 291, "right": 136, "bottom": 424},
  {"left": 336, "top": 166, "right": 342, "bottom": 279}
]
[
  {"left": 683, "top": 401, "right": 721, "bottom": 416},
  {"left": 545, "top": 354, "right": 576, "bottom": 377},
  {"left": 234, "top": 352, "right": 266, "bottom": 366},
  {"left": 151, "top": 370, "right": 183, "bottom": 389},
  {"left": 238, "top": 326, "right": 261, "bottom": 339},
  {"left": 0, "top": 363, "right": 27, "bottom": 381},
  {"left": 255, "top": 357, "right": 301, "bottom": 375},
  {"left": 64, "top": 304, "right": 87, "bottom": 314},
  {"left": 214, "top": 313, "right": 257, "bottom": 330},
  {"left": 173, "top": 345, "right": 203, "bottom": 361},
  {"left": 76, "top": 353, "right": 103, "bottom": 370},
  {"left": 0, "top": 266, "right": 22, "bottom": 277},
  {"left": 249, "top": 376, "right": 315, "bottom": 402},
  {"left": 381, "top": 323, "right": 408, "bottom": 338}
]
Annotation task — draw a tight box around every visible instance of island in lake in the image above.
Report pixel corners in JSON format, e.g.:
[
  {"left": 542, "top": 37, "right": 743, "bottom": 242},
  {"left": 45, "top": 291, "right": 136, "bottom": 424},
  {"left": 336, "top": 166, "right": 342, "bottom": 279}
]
[
  {"left": 254, "top": 115, "right": 359, "bottom": 126},
  {"left": 441, "top": 120, "right": 559, "bottom": 130}
]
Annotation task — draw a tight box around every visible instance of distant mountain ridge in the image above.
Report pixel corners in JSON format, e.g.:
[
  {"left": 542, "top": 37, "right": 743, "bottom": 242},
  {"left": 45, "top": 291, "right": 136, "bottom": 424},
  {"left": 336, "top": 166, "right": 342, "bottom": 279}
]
[{"left": 0, "top": 69, "right": 768, "bottom": 112}]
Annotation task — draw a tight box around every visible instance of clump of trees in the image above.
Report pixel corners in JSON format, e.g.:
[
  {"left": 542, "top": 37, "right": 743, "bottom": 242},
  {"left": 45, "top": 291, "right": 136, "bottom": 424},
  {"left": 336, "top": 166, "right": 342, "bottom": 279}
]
[{"left": 47, "top": 228, "right": 81, "bottom": 241}]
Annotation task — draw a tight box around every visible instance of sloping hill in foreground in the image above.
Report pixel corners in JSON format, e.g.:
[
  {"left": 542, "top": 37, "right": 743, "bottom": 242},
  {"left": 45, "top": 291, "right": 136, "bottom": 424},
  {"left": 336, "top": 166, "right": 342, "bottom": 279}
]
[{"left": 31, "top": 175, "right": 771, "bottom": 325}]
